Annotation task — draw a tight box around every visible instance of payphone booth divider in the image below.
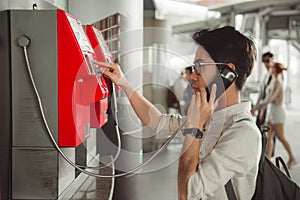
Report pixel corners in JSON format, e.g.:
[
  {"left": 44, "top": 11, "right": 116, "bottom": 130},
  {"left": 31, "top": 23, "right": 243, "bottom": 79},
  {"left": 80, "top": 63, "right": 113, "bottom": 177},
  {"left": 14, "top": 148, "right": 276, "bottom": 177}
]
[
  {"left": 57, "top": 10, "right": 102, "bottom": 147},
  {"left": 86, "top": 25, "right": 114, "bottom": 128}
]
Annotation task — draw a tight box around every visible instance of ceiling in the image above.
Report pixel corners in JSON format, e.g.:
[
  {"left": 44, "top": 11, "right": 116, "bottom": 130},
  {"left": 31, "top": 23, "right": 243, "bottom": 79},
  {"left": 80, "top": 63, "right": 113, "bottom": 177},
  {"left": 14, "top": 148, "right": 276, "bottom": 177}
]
[
  {"left": 171, "top": 0, "right": 300, "bottom": 40},
  {"left": 159, "top": 0, "right": 229, "bottom": 6},
  {"left": 145, "top": 0, "right": 300, "bottom": 52}
]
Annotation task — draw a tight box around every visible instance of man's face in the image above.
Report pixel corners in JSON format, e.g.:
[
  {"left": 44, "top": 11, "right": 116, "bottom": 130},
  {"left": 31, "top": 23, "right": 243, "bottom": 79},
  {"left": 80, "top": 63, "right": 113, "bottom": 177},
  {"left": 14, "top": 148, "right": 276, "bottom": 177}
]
[
  {"left": 190, "top": 45, "right": 218, "bottom": 93},
  {"left": 185, "top": 70, "right": 193, "bottom": 82},
  {"left": 262, "top": 56, "right": 273, "bottom": 70}
]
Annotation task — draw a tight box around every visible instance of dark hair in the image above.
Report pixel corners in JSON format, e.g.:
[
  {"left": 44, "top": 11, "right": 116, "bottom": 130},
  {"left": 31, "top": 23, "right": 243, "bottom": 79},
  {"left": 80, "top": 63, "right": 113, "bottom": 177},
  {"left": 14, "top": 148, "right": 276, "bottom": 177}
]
[
  {"left": 192, "top": 26, "right": 256, "bottom": 90},
  {"left": 262, "top": 52, "right": 273, "bottom": 58},
  {"left": 185, "top": 66, "right": 193, "bottom": 75}
]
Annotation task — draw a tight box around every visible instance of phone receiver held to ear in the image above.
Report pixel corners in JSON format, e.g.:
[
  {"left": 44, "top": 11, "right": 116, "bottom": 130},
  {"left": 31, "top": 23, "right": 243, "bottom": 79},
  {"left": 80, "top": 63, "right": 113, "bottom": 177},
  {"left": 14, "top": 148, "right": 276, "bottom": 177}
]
[{"left": 205, "top": 65, "right": 238, "bottom": 102}]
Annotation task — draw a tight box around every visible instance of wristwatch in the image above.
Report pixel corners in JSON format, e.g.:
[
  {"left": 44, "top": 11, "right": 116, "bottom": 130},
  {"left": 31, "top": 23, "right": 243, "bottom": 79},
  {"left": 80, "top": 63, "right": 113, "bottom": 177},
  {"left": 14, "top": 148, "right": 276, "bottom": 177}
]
[{"left": 183, "top": 128, "right": 205, "bottom": 139}]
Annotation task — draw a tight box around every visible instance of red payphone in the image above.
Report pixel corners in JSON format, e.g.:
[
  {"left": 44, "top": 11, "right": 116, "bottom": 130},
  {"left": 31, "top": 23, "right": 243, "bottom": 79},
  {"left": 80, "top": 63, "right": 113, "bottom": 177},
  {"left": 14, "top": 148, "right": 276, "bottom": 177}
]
[
  {"left": 57, "top": 10, "right": 103, "bottom": 146},
  {"left": 86, "top": 25, "right": 114, "bottom": 128},
  {"left": 1, "top": 9, "right": 117, "bottom": 199}
]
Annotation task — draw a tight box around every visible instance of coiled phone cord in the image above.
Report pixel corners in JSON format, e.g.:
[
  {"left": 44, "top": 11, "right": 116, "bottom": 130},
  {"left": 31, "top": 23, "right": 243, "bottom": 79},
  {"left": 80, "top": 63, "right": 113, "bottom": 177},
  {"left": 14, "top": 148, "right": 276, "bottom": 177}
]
[{"left": 19, "top": 35, "right": 185, "bottom": 178}]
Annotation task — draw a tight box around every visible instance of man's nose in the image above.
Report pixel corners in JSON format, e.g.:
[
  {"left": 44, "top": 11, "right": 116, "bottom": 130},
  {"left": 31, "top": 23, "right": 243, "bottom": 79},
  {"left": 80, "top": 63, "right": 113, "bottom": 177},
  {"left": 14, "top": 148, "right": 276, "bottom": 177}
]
[{"left": 191, "top": 72, "right": 198, "bottom": 81}]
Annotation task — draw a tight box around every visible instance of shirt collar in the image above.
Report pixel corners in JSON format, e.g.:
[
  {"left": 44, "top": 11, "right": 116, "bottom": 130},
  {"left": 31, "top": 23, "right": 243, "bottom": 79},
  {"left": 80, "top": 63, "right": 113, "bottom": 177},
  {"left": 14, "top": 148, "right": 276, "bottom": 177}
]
[{"left": 210, "top": 101, "right": 252, "bottom": 122}]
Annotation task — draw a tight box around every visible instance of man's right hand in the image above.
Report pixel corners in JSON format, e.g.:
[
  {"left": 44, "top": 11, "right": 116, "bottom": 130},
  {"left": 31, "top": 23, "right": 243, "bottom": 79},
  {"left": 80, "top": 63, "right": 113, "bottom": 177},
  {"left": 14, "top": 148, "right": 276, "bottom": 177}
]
[
  {"left": 95, "top": 61, "right": 128, "bottom": 88},
  {"left": 186, "top": 84, "right": 217, "bottom": 130}
]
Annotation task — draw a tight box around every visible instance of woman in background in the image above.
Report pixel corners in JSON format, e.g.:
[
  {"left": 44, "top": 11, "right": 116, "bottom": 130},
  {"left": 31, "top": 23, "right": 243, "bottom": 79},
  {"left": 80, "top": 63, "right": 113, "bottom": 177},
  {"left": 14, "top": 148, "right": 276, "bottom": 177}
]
[{"left": 255, "top": 62, "right": 296, "bottom": 168}]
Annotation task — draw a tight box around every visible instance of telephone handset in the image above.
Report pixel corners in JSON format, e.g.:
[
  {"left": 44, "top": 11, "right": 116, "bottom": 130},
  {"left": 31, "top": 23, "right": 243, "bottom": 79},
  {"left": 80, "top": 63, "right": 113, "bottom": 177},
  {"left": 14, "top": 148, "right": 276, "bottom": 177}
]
[{"left": 205, "top": 65, "right": 238, "bottom": 101}]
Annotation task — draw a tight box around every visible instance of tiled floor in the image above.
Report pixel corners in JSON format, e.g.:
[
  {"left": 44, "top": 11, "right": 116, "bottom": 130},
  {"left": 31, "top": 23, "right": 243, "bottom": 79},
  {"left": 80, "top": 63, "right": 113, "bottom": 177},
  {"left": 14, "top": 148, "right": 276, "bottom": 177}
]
[
  {"left": 273, "top": 107, "right": 300, "bottom": 185},
  {"left": 58, "top": 156, "right": 115, "bottom": 200},
  {"left": 113, "top": 145, "right": 181, "bottom": 200}
]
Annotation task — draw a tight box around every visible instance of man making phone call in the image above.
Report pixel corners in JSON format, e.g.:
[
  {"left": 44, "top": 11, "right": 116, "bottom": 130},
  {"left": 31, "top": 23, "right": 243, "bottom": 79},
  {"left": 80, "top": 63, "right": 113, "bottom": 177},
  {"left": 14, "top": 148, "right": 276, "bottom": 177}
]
[{"left": 98, "top": 26, "right": 261, "bottom": 200}]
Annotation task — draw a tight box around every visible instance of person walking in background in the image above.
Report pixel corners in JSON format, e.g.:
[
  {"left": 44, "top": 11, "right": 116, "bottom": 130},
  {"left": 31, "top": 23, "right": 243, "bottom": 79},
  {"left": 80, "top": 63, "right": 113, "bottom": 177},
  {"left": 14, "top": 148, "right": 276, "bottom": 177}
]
[
  {"left": 253, "top": 52, "right": 274, "bottom": 128},
  {"left": 167, "top": 69, "right": 189, "bottom": 114},
  {"left": 254, "top": 62, "right": 296, "bottom": 169},
  {"left": 252, "top": 52, "right": 277, "bottom": 156},
  {"left": 181, "top": 66, "right": 194, "bottom": 115}
]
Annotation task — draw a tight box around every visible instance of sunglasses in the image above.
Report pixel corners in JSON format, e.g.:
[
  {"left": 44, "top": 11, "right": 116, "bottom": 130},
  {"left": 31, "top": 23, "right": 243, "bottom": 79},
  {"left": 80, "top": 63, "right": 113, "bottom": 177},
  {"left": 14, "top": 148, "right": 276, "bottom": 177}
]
[
  {"left": 191, "top": 61, "right": 227, "bottom": 75},
  {"left": 262, "top": 59, "right": 270, "bottom": 63}
]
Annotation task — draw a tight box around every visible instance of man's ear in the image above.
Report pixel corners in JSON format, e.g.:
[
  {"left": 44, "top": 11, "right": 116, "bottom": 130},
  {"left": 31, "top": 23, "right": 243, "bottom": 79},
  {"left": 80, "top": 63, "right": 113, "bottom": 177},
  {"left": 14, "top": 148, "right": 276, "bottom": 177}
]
[{"left": 226, "top": 63, "right": 236, "bottom": 71}]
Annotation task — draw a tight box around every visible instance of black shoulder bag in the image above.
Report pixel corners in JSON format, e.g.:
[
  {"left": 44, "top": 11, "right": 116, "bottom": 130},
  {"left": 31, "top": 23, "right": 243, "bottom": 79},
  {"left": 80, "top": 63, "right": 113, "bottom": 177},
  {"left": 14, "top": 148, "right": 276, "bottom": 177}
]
[{"left": 225, "top": 125, "right": 300, "bottom": 200}]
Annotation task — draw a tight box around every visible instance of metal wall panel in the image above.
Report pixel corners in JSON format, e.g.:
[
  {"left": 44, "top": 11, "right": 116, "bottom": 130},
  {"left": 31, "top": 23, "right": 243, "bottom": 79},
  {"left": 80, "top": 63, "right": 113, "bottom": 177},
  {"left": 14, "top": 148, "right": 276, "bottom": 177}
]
[
  {"left": 10, "top": 10, "right": 58, "bottom": 147},
  {"left": 0, "top": 0, "right": 56, "bottom": 12},
  {"left": 12, "top": 148, "right": 58, "bottom": 199}
]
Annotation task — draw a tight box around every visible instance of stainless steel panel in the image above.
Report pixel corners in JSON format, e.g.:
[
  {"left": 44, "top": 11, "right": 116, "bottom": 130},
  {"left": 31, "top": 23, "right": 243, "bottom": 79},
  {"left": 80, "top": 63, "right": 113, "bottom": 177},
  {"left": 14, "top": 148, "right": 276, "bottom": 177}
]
[
  {"left": 75, "top": 142, "right": 87, "bottom": 178},
  {"left": 10, "top": 10, "right": 58, "bottom": 147},
  {"left": 12, "top": 148, "right": 58, "bottom": 199},
  {"left": 87, "top": 128, "right": 97, "bottom": 164},
  {"left": 58, "top": 148, "right": 75, "bottom": 196}
]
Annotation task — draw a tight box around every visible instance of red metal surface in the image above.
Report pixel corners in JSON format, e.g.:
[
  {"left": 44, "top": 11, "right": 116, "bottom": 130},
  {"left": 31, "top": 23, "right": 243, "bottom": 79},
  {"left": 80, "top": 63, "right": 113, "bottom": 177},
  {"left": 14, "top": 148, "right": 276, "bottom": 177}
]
[
  {"left": 57, "top": 10, "right": 99, "bottom": 147},
  {"left": 90, "top": 97, "right": 109, "bottom": 127}
]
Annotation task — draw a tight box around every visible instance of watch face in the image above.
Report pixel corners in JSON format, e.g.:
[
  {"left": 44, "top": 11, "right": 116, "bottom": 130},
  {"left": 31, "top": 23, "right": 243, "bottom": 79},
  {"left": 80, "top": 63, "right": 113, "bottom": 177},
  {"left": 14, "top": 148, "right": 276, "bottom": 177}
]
[{"left": 195, "top": 129, "right": 204, "bottom": 139}]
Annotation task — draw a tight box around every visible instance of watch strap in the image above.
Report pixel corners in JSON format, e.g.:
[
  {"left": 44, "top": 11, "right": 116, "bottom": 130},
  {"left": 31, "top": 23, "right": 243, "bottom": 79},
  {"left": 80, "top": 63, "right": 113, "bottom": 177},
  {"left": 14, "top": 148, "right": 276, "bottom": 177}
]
[{"left": 183, "top": 128, "right": 204, "bottom": 139}]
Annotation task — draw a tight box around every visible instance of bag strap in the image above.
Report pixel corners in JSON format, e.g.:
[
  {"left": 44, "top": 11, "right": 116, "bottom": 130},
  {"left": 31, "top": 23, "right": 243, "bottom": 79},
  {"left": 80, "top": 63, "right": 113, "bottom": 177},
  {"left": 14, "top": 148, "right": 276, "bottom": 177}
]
[
  {"left": 259, "top": 125, "right": 269, "bottom": 173},
  {"left": 225, "top": 180, "right": 237, "bottom": 200},
  {"left": 225, "top": 125, "right": 269, "bottom": 200},
  {"left": 275, "top": 157, "right": 291, "bottom": 178}
]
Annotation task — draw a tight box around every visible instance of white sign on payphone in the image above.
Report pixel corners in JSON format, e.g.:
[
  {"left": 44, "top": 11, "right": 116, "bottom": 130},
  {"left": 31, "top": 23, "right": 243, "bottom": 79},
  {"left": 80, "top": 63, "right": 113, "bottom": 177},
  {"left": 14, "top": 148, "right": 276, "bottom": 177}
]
[
  {"left": 67, "top": 15, "right": 94, "bottom": 53},
  {"left": 94, "top": 27, "right": 113, "bottom": 59}
]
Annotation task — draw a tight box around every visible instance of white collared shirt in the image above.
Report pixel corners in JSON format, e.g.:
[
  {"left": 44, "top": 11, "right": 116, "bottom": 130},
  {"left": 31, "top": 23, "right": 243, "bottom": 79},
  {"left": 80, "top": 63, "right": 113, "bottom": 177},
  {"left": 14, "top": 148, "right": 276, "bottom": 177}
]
[{"left": 156, "top": 102, "right": 262, "bottom": 200}]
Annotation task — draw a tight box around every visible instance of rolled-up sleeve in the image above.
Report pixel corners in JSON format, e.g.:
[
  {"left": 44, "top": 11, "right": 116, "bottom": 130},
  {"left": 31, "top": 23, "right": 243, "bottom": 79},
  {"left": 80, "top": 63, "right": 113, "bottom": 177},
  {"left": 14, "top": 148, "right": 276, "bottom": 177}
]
[{"left": 155, "top": 114, "right": 186, "bottom": 139}]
